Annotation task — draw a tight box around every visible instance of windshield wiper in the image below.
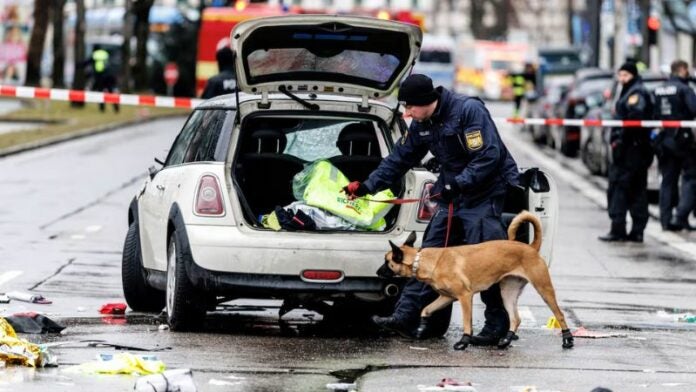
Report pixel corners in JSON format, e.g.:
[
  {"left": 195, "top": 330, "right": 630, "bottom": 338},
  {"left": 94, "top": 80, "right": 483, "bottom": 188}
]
[{"left": 278, "top": 85, "right": 319, "bottom": 111}]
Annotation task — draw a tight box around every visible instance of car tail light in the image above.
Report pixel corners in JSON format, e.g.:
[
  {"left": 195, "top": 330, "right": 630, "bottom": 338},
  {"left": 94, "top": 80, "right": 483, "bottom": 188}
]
[
  {"left": 194, "top": 175, "right": 224, "bottom": 216},
  {"left": 417, "top": 182, "right": 437, "bottom": 222},
  {"left": 301, "top": 270, "right": 343, "bottom": 281}
]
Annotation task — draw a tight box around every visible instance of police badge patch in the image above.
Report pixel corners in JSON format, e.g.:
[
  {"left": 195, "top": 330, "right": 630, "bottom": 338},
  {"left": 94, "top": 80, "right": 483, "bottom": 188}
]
[
  {"left": 627, "top": 94, "right": 639, "bottom": 105},
  {"left": 465, "top": 130, "right": 484, "bottom": 150}
]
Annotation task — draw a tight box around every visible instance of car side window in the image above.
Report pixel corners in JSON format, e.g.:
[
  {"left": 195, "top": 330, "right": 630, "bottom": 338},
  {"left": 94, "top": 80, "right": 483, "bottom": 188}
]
[{"left": 165, "top": 109, "right": 233, "bottom": 166}]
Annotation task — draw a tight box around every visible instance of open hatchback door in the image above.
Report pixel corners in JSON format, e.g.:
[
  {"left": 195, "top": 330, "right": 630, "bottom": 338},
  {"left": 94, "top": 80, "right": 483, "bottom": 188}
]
[{"left": 231, "top": 15, "right": 423, "bottom": 100}]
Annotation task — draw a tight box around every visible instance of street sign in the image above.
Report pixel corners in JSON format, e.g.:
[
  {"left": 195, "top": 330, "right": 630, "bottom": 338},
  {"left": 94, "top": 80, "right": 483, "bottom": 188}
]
[{"left": 164, "top": 63, "right": 179, "bottom": 87}]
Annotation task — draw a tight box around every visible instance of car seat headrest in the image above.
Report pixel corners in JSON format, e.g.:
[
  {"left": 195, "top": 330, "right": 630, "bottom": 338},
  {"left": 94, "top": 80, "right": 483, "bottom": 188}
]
[
  {"left": 249, "top": 128, "right": 287, "bottom": 154},
  {"left": 336, "top": 123, "right": 378, "bottom": 157}
]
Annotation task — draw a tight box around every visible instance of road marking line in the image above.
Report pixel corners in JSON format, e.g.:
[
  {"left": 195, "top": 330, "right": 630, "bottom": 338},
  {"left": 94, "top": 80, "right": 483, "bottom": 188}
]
[
  {"left": 0, "top": 270, "right": 23, "bottom": 287},
  {"left": 501, "top": 123, "right": 696, "bottom": 261}
]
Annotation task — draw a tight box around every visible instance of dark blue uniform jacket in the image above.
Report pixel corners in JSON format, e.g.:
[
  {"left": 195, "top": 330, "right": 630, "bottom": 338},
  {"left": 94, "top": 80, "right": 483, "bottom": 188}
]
[{"left": 364, "top": 88, "right": 519, "bottom": 205}]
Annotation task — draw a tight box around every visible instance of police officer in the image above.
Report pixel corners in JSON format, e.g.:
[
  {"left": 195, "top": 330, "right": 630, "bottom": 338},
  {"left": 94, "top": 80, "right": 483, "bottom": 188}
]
[
  {"left": 201, "top": 46, "right": 237, "bottom": 99},
  {"left": 510, "top": 63, "right": 536, "bottom": 118},
  {"left": 652, "top": 60, "right": 696, "bottom": 231},
  {"left": 343, "top": 74, "right": 520, "bottom": 344},
  {"left": 90, "top": 45, "right": 119, "bottom": 113},
  {"left": 598, "top": 62, "right": 654, "bottom": 242}
]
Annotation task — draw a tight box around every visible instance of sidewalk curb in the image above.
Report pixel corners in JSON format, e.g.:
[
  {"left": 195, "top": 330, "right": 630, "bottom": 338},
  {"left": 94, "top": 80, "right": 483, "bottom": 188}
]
[{"left": 0, "top": 112, "right": 187, "bottom": 159}]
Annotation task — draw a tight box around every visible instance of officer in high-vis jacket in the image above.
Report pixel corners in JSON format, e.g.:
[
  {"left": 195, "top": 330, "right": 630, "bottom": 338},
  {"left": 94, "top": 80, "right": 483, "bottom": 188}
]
[
  {"left": 653, "top": 60, "right": 696, "bottom": 231},
  {"left": 599, "top": 62, "right": 654, "bottom": 243},
  {"left": 343, "top": 74, "right": 520, "bottom": 346}
]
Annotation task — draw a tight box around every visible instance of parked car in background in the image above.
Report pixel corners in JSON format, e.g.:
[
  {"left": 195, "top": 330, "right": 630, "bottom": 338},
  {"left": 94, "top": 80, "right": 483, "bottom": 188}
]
[
  {"left": 549, "top": 68, "right": 613, "bottom": 157},
  {"left": 581, "top": 72, "right": 668, "bottom": 202},
  {"left": 122, "top": 15, "right": 560, "bottom": 334},
  {"left": 412, "top": 34, "right": 456, "bottom": 90},
  {"left": 527, "top": 77, "right": 570, "bottom": 146}
]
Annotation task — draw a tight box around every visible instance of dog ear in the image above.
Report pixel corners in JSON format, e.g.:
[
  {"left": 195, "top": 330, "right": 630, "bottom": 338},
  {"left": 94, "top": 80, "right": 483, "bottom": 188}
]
[
  {"left": 389, "top": 240, "right": 403, "bottom": 263},
  {"left": 404, "top": 231, "right": 417, "bottom": 247}
]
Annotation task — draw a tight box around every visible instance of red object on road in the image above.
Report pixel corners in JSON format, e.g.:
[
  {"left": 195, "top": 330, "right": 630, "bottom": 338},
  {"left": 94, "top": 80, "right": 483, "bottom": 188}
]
[{"left": 99, "top": 303, "right": 127, "bottom": 315}]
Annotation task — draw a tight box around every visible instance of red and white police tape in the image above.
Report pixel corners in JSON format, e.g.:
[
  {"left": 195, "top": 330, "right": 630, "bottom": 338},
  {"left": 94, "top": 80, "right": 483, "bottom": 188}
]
[
  {"left": 0, "top": 85, "right": 203, "bottom": 109},
  {"left": 500, "top": 117, "right": 696, "bottom": 128},
  {"left": 3, "top": 84, "right": 696, "bottom": 128}
]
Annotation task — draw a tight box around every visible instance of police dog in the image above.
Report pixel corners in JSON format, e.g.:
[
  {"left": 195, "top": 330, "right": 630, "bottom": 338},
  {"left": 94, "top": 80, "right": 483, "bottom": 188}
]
[{"left": 377, "top": 211, "right": 574, "bottom": 351}]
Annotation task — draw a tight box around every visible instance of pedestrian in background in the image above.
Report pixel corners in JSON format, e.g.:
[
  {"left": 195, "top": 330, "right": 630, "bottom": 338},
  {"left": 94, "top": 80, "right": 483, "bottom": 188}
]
[
  {"left": 599, "top": 62, "right": 654, "bottom": 243},
  {"left": 90, "top": 45, "right": 119, "bottom": 113},
  {"left": 201, "top": 46, "right": 236, "bottom": 99},
  {"left": 343, "top": 74, "right": 520, "bottom": 346},
  {"left": 510, "top": 62, "right": 536, "bottom": 118},
  {"left": 653, "top": 60, "right": 696, "bottom": 231}
]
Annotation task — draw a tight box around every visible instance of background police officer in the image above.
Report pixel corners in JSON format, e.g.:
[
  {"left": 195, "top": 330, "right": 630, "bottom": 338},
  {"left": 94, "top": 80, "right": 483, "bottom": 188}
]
[
  {"left": 653, "top": 60, "right": 696, "bottom": 231},
  {"left": 201, "top": 46, "right": 237, "bottom": 99},
  {"left": 343, "top": 74, "right": 520, "bottom": 345},
  {"left": 90, "top": 44, "right": 119, "bottom": 113},
  {"left": 599, "top": 62, "right": 654, "bottom": 242}
]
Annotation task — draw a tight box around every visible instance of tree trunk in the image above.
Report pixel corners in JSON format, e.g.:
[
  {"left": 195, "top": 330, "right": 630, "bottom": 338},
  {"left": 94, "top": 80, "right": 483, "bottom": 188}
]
[
  {"left": 122, "top": 0, "right": 134, "bottom": 93},
  {"left": 71, "top": 0, "right": 86, "bottom": 107},
  {"left": 133, "top": 0, "right": 154, "bottom": 90},
  {"left": 26, "top": 0, "right": 51, "bottom": 86},
  {"left": 51, "top": 0, "right": 66, "bottom": 88}
]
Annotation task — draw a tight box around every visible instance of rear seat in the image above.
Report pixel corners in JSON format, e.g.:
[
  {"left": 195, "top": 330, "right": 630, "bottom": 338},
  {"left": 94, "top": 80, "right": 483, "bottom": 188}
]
[
  {"left": 239, "top": 128, "right": 305, "bottom": 214},
  {"left": 328, "top": 122, "right": 381, "bottom": 182}
]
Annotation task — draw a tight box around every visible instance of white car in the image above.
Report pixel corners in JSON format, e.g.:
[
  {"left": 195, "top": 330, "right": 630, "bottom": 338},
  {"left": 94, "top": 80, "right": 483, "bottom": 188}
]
[{"left": 121, "top": 15, "right": 559, "bottom": 332}]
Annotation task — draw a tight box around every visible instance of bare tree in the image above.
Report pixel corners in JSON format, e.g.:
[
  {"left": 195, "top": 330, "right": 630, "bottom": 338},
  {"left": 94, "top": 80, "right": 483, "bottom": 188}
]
[
  {"left": 71, "top": 0, "right": 86, "bottom": 107},
  {"left": 132, "top": 0, "right": 154, "bottom": 90},
  {"left": 26, "top": 0, "right": 51, "bottom": 86},
  {"left": 121, "top": 0, "right": 134, "bottom": 93},
  {"left": 51, "top": 0, "right": 66, "bottom": 88},
  {"left": 471, "top": 0, "right": 511, "bottom": 40}
]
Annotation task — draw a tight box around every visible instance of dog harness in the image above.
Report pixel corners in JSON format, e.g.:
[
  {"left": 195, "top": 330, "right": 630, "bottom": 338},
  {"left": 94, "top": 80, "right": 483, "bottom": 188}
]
[{"left": 411, "top": 251, "right": 422, "bottom": 277}]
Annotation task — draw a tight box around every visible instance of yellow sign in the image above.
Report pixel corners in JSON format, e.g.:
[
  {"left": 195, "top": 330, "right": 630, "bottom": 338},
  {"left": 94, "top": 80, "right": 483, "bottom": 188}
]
[{"left": 465, "top": 130, "right": 483, "bottom": 150}]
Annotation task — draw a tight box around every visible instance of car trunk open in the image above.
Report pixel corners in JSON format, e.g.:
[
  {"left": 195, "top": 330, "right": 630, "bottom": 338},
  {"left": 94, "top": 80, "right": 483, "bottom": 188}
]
[{"left": 232, "top": 114, "right": 402, "bottom": 232}]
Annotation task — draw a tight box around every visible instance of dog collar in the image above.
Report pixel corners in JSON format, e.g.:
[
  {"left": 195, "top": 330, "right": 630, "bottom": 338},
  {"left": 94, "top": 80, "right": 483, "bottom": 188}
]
[{"left": 412, "top": 251, "right": 422, "bottom": 277}]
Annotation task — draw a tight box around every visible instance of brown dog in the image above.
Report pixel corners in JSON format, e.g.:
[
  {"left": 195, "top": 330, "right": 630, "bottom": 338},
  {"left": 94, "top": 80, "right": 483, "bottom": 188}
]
[{"left": 378, "top": 210, "right": 574, "bottom": 350}]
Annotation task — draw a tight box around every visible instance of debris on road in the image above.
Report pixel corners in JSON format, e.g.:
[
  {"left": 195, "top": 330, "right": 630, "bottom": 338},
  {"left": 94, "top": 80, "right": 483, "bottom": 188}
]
[
  {"left": 417, "top": 378, "right": 477, "bottom": 391},
  {"left": 571, "top": 327, "right": 628, "bottom": 338},
  {"left": 99, "top": 302, "right": 127, "bottom": 315},
  {"left": 134, "top": 368, "right": 197, "bottom": 391},
  {"left": 70, "top": 352, "right": 165, "bottom": 375},
  {"left": 409, "top": 346, "right": 429, "bottom": 350},
  {"left": 6, "top": 291, "right": 52, "bottom": 304},
  {"left": 656, "top": 310, "right": 696, "bottom": 323},
  {"left": 0, "top": 317, "right": 56, "bottom": 367},
  {"left": 5, "top": 312, "right": 65, "bottom": 334},
  {"left": 326, "top": 382, "right": 358, "bottom": 391},
  {"left": 158, "top": 324, "right": 170, "bottom": 331},
  {"left": 0, "top": 294, "right": 10, "bottom": 303}
]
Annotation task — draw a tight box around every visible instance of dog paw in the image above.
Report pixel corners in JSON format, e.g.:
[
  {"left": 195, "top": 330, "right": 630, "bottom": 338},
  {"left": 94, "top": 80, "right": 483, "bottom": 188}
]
[
  {"left": 497, "top": 331, "right": 517, "bottom": 349},
  {"left": 561, "top": 329, "right": 574, "bottom": 349},
  {"left": 453, "top": 334, "right": 471, "bottom": 351}
]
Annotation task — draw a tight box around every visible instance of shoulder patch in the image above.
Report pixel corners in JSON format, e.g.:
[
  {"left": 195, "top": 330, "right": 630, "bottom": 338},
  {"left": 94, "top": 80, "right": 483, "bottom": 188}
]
[
  {"left": 627, "top": 94, "right": 640, "bottom": 106},
  {"left": 465, "top": 130, "right": 484, "bottom": 151}
]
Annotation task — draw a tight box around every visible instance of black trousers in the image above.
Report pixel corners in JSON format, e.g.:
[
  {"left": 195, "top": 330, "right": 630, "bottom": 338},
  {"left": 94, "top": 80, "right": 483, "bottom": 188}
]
[
  {"left": 607, "top": 166, "right": 649, "bottom": 236},
  {"left": 674, "top": 152, "right": 696, "bottom": 224},
  {"left": 658, "top": 153, "right": 682, "bottom": 228}
]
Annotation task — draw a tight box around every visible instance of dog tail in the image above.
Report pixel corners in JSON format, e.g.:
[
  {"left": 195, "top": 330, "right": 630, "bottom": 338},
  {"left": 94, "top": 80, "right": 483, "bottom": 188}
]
[{"left": 508, "top": 210, "right": 542, "bottom": 252}]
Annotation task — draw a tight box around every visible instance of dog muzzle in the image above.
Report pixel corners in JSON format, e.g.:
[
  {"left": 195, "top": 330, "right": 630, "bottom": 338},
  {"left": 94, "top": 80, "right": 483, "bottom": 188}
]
[{"left": 376, "top": 263, "right": 394, "bottom": 278}]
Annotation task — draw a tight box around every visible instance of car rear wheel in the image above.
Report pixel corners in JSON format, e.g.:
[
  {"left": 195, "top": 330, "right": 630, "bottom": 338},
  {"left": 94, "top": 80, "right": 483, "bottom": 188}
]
[
  {"left": 122, "top": 222, "right": 165, "bottom": 312},
  {"left": 166, "top": 231, "right": 206, "bottom": 331}
]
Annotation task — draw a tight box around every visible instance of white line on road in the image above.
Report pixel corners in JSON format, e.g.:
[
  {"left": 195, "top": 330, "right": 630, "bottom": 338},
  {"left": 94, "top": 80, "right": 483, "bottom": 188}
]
[
  {"left": 502, "top": 124, "right": 696, "bottom": 261},
  {"left": 0, "top": 270, "right": 23, "bottom": 287}
]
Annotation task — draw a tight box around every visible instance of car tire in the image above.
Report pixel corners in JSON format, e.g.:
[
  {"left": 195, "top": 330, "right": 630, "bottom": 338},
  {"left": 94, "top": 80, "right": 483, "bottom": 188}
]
[
  {"left": 122, "top": 222, "right": 165, "bottom": 312},
  {"left": 166, "top": 231, "right": 206, "bottom": 331}
]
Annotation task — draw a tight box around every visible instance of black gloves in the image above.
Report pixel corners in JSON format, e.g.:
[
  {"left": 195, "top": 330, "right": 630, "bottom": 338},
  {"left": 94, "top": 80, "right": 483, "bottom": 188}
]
[
  {"left": 439, "top": 183, "right": 460, "bottom": 203},
  {"left": 342, "top": 181, "right": 370, "bottom": 198}
]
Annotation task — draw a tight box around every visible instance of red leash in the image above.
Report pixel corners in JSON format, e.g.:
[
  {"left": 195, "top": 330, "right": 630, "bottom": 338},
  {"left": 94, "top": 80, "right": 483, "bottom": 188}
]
[{"left": 358, "top": 194, "right": 455, "bottom": 248}]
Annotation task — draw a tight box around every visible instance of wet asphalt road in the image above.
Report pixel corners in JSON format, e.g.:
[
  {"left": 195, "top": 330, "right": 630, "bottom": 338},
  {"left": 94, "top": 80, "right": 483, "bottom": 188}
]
[{"left": 1, "top": 103, "right": 696, "bottom": 392}]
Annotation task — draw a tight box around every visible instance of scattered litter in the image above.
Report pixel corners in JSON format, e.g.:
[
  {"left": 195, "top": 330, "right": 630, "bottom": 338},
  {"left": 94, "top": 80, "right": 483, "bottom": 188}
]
[
  {"left": 85, "top": 340, "right": 172, "bottom": 352},
  {"left": 0, "top": 294, "right": 10, "bottom": 304},
  {"left": 409, "top": 346, "right": 429, "bottom": 350},
  {"left": 99, "top": 303, "right": 127, "bottom": 315},
  {"left": 134, "top": 368, "right": 197, "bottom": 391},
  {"left": 544, "top": 316, "right": 561, "bottom": 329},
  {"left": 6, "top": 291, "right": 52, "bottom": 304},
  {"left": 5, "top": 312, "right": 65, "bottom": 334},
  {"left": 0, "top": 317, "right": 56, "bottom": 367},
  {"left": 571, "top": 327, "right": 628, "bottom": 339},
  {"left": 158, "top": 324, "right": 170, "bottom": 331},
  {"left": 656, "top": 311, "right": 696, "bottom": 323},
  {"left": 209, "top": 378, "right": 242, "bottom": 386},
  {"left": 70, "top": 352, "right": 165, "bottom": 375},
  {"left": 417, "top": 378, "right": 476, "bottom": 391},
  {"left": 327, "top": 382, "right": 357, "bottom": 391}
]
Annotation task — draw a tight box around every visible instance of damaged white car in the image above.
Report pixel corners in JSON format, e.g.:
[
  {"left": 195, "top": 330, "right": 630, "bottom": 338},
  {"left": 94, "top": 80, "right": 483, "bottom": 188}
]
[{"left": 121, "top": 15, "right": 559, "bottom": 331}]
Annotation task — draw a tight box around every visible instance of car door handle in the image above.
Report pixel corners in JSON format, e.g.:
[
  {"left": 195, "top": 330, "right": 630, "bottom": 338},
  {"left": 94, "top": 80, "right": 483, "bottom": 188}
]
[{"left": 156, "top": 185, "right": 165, "bottom": 191}]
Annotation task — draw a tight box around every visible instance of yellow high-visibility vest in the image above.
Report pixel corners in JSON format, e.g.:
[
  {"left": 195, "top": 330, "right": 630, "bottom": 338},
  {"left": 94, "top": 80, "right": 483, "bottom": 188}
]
[
  {"left": 293, "top": 160, "right": 394, "bottom": 230},
  {"left": 92, "top": 49, "right": 109, "bottom": 73}
]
